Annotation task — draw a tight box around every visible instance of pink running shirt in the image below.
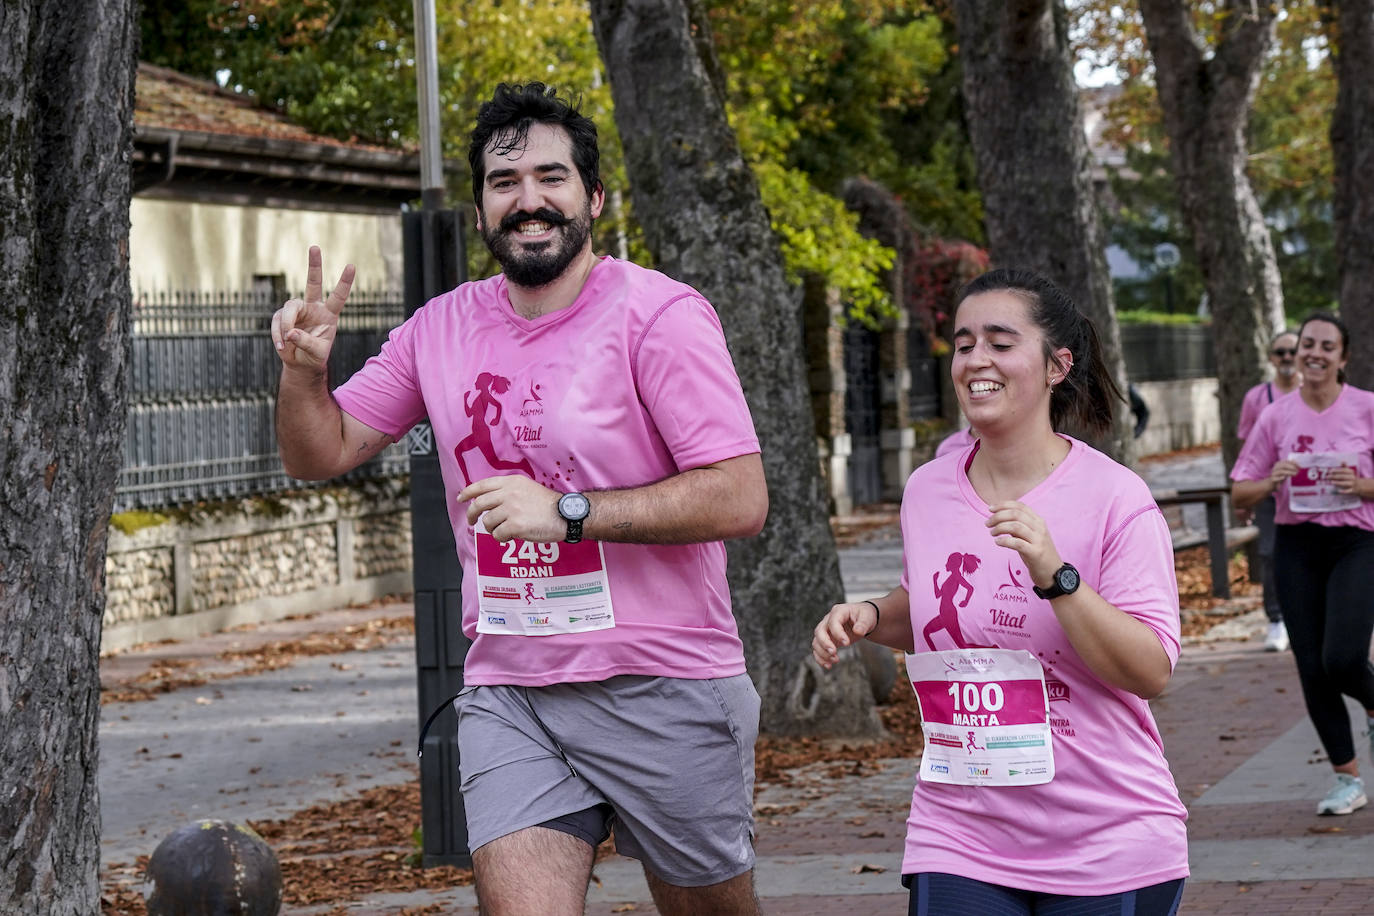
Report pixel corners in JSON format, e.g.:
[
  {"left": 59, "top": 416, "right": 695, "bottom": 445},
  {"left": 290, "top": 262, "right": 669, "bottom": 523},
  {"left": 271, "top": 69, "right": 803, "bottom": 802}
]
[
  {"left": 1230, "top": 384, "right": 1374, "bottom": 530},
  {"left": 934, "top": 427, "right": 977, "bottom": 459},
  {"left": 898, "top": 437, "right": 1189, "bottom": 893},
  {"left": 1237, "top": 380, "right": 1285, "bottom": 441},
  {"left": 333, "top": 257, "right": 760, "bottom": 685}
]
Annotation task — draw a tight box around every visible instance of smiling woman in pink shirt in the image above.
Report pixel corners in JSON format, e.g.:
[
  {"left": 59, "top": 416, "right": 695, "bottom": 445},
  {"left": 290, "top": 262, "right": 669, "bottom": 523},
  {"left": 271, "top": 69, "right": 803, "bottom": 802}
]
[
  {"left": 813, "top": 268, "right": 1188, "bottom": 916},
  {"left": 1231, "top": 312, "right": 1374, "bottom": 818}
]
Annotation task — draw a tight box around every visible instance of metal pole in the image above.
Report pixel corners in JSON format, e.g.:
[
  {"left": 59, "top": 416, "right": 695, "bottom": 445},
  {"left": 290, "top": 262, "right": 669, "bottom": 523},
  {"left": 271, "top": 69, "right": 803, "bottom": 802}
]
[
  {"left": 407, "top": 0, "right": 471, "bottom": 868},
  {"left": 414, "top": 0, "right": 444, "bottom": 211}
]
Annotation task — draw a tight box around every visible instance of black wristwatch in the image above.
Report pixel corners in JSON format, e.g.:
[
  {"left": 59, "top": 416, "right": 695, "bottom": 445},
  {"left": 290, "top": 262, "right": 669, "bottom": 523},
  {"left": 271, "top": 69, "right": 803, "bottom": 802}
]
[
  {"left": 556, "top": 492, "right": 590, "bottom": 544},
  {"left": 1033, "top": 563, "right": 1080, "bottom": 600}
]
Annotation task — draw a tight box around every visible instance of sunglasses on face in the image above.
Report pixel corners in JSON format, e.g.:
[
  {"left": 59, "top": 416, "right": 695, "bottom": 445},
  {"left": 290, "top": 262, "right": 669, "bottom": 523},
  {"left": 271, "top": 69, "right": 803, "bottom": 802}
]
[{"left": 1271, "top": 348, "right": 1297, "bottom": 358}]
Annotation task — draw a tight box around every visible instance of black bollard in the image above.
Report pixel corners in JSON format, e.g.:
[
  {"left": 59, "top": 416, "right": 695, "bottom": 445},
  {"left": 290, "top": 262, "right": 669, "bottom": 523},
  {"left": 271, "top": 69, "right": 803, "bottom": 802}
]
[{"left": 144, "top": 819, "right": 282, "bottom": 916}]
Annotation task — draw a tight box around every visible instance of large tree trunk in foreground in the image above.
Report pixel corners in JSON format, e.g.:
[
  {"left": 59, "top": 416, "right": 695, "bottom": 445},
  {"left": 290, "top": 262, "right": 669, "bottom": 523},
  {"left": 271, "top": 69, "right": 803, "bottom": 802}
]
[
  {"left": 0, "top": 0, "right": 136, "bottom": 909},
  {"left": 951, "top": 0, "right": 1137, "bottom": 465},
  {"left": 1139, "top": 0, "right": 1282, "bottom": 472},
  {"left": 589, "top": 0, "right": 881, "bottom": 737},
  {"left": 1331, "top": 0, "right": 1374, "bottom": 389}
]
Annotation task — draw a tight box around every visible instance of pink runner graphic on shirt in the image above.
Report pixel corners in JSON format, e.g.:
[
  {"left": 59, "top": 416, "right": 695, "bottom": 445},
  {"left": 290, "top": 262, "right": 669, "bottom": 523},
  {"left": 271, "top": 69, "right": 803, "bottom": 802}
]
[
  {"left": 922, "top": 551, "right": 993, "bottom": 651},
  {"left": 454, "top": 372, "right": 535, "bottom": 486}
]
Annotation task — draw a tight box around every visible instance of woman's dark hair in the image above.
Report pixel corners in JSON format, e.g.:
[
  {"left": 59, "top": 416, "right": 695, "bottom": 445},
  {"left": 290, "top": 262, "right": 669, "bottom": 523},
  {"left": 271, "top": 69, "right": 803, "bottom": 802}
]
[
  {"left": 955, "top": 267, "right": 1123, "bottom": 436},
  {"left": 467, "top": 82, "right": 601, "bottom": 207},
  {"left": 1298, "top": 311, "right": 1349, "bottom": 383}
]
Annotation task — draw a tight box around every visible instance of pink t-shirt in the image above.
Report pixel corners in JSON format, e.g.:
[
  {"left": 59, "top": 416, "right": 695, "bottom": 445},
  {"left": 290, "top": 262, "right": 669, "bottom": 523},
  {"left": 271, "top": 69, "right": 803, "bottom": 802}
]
[
  {"left": 1230, "top": 384, "right": 1374, "bottom": 530},
  {"left": 934, "top": 427, "right": 977, "bottom": 459},
  {"left": 333, "top": 257, "right": 761, "bottom": 685},
  {"left": 1236, "top": 380, "right": 1282, "bottom": 441},
  {"left": 898, "top": 437, "right": 1188, "bottom": 893}
]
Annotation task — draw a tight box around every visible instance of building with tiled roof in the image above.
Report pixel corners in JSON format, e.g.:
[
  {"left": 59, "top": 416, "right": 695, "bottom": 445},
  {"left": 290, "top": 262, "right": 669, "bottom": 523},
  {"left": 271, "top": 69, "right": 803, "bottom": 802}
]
[{"left": 130, "top": 63, "right": 423, "bottom": 293}]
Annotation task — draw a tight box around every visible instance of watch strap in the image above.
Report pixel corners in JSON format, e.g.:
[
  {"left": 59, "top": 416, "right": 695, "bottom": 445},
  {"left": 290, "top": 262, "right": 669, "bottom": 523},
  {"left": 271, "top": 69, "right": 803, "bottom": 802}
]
[{"left": 1033, "top": 563, "right": 1078, "bottom": 600}]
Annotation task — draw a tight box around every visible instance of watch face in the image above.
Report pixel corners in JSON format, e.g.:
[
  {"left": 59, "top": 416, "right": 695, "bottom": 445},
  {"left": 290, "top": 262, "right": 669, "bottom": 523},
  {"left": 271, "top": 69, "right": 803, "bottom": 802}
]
[
  {"left": 559, "top": 492, "right": 589, "bottom": 520},
  {"left": 1058, "top": 567, "right": 1080, "bottom": 592}
]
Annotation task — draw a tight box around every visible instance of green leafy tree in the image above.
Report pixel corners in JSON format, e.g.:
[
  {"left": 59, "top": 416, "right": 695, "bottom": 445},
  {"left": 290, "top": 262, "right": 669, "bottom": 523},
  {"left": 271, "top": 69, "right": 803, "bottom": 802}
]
[
  {"left": 141, "top": 2, "right": 995, "bottom": 327},
  {"left": 708, "top": 0, "right": 984, "bottom": 320},
  {"left": 1074, "top": 0, "right": 1337, "bottom": 320}
]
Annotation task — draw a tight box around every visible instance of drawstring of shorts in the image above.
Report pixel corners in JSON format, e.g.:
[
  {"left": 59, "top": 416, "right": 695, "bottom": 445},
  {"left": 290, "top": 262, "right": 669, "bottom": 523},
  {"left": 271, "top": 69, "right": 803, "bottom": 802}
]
[
  {"left": 523, "top": 686, "right": 578, "bottom": 778},
  {"left": 416, "top": 693, "right": 464, "bottom": 758},
  {"left": 415, "top": 687, "right": 578, "bottom": 778}
]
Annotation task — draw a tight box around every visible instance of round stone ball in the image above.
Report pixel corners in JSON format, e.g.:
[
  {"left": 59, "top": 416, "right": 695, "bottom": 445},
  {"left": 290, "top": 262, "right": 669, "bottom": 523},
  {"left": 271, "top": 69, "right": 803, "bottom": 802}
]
[{"left": 144, "top": 819, "right": 282, "bottom": 916}]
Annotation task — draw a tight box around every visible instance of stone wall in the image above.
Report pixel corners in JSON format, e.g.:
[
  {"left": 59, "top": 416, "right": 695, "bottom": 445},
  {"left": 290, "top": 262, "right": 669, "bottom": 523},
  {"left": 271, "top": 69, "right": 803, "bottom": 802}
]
[
  {"left": 103, "top": 478, "right": 412, "bottom": 654},
  {"left": 1133, "top": 378, "right": 1222, "bottom": 457}
]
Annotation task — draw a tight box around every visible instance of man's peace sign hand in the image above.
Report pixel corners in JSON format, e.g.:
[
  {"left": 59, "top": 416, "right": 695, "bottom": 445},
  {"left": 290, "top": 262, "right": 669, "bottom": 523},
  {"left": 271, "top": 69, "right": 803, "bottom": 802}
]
[{"left": 271, "top": 246, "right": 356, "bottom": 370}]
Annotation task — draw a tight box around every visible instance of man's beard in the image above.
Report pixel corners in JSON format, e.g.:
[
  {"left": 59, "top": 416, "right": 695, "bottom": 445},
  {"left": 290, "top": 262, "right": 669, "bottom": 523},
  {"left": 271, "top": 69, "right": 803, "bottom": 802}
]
[{"left": 481, "top": 204, "right": 592, "bottom": 288}]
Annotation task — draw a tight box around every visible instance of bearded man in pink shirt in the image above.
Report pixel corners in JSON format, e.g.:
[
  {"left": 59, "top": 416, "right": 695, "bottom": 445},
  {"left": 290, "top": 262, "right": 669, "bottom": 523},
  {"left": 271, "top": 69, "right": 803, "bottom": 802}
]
[{"left": 271, "top": 82, "right": 768, "bottom": 915}]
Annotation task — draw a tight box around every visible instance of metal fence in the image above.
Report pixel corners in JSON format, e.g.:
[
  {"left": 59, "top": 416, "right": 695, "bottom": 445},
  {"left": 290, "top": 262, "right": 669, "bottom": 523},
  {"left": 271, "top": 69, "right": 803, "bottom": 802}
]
[{"left": 115, "top": 287, "right": 410, "bottom": 513}]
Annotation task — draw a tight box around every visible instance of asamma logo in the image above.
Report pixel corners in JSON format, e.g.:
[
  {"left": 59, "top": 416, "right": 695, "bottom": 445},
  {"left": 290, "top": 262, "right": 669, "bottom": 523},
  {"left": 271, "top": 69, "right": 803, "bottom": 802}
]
[
  {"left": 486, "top": 615, "right": 506, "bottom": 625},
  {"left": 995, "top": 562, "right": 1030, "bottom": 602},
  {"left": 930, "top": 763, "right": 950, "bottom": 774}
]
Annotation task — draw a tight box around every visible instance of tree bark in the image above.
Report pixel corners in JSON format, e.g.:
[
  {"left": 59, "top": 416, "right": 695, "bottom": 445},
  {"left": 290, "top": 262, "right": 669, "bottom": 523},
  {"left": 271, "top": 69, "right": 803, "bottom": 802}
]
[
  {"left": 951, "top": 0, "right": 1137, "bottom": 465},
  {"left": 1138, "top": 0, "right": 1283, "bottom": 471},
  {"left": 0, "top": 0, "right": 136, "bottom": 909},
  {"left": 588, "top": 0, "right": 881, "bottom": 737},
  {"left": 1330, "top": 0, "right": 1374, "bottom": 389}
]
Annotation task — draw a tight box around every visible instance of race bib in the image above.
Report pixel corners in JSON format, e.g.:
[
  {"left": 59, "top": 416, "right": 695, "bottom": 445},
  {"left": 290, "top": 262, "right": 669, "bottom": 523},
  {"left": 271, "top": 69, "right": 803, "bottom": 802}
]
[
  {"left": 1288, "top": 451, "right": 1361, "bottom": 514},
  {"left": 473, "top": 517, "right": 615, "bottom": 636},
  {"left": 906, "top": 648, "right": 1054, "bottom": 787}
]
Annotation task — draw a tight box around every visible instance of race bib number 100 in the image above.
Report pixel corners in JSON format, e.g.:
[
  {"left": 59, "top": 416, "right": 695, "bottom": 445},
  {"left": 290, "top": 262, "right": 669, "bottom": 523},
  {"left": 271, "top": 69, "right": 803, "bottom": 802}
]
[
  {"left": 906, "top": 648, "right": 1054, "bottom": 787},
  {"left": 473, "top": 517, "right": 615, "bottom": 636}
]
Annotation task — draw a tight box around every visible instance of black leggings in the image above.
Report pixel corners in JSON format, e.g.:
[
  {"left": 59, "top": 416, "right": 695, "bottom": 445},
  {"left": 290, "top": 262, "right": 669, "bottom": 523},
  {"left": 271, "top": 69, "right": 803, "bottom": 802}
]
[
  {"left": 905, "top": 873, "right": 1185, "bottom": 915},
  {"left": 1273, "top": 523, "right": 1374, "bottom": 767}
]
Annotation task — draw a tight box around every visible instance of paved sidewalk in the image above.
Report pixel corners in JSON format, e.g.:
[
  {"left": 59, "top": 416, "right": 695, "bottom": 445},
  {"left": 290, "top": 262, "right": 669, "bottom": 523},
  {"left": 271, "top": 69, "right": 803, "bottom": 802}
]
[{"left": 100, "top": 447, "right": 1374, "bottom": 913}]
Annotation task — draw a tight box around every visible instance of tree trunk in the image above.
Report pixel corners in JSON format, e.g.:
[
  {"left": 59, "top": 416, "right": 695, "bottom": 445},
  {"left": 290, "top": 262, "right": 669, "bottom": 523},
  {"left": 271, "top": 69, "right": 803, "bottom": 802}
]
[
  {"left": 1331, "top": 0, "right": 1374, "bottom": 390},
  {"left": 588, "top": 0, "right": 881, "bottom": 737},
  {"left": 951, "top": 0, "right": 1137, "bottom": 465},
  {"left": 1138, "top": 0, "right": 1283, "bottom": 471},
  {"left": 0, "top": 1, "right": 136, "bottom": 909}
]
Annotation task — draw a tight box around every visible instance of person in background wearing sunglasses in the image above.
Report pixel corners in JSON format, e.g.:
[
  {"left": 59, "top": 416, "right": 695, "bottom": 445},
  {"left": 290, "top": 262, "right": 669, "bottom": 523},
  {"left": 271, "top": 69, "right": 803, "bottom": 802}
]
[
  {"left": 1231, "top": 312, "right": 1374, "bottom": 816},
  {"left": 1235, "top": 330, "right": 1302, "bottom": 652}
]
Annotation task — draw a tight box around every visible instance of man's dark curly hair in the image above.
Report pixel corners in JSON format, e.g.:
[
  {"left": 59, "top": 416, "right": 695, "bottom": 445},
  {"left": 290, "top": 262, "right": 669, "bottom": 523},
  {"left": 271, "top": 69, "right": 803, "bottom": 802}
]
[{"left": 467, "top": 82, "right": 601, "bottom": 208}]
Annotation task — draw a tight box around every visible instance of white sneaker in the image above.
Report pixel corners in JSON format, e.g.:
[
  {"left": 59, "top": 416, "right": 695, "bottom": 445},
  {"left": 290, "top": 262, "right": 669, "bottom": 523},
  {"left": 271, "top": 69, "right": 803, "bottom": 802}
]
[
  {"left": 1316, "top": 774, "right": 1367, "bottom": 816},
  {"left": 1264, "top": 621, "right": 1289, "bottom": 652}
]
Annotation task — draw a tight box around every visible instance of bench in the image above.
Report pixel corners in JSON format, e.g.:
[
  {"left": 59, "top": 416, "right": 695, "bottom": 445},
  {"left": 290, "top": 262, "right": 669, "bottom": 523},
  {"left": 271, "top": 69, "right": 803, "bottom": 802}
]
[{"left": 1151, "top": 485, "right": 1260, "bottom": 599}]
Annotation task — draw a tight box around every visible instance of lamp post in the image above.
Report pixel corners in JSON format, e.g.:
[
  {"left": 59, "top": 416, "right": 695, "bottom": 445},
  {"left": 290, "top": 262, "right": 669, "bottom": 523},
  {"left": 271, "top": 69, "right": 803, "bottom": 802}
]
[{"left": 404, "top": 0, "right": 472, "bottom": 868}]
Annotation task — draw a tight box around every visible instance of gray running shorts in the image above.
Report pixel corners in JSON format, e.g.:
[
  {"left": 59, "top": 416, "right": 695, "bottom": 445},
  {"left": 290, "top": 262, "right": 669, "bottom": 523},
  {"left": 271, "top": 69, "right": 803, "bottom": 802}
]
[{"left": 454, "top": 673, "right": 760, "bottom": 886}]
